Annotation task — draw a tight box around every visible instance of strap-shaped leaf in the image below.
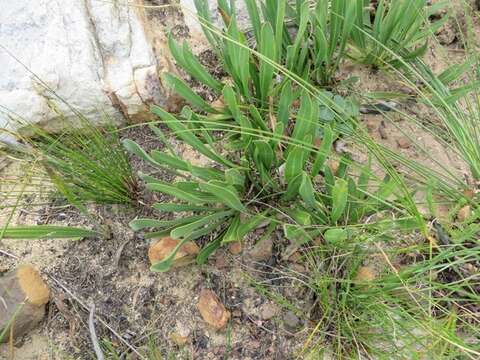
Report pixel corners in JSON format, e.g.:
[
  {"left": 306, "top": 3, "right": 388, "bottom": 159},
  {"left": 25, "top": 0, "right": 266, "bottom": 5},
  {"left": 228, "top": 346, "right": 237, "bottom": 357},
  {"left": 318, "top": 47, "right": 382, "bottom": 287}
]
[
  {"left": 284, "top": 139, "right": 309, "bottom": 183},
  {"left": 123, "top": 139, "right": 162, "bottom": 168},
  {"left": 163, "top": 73, "right": 215, "bottom": 113},
  {"left": 196, "top": 233, "right": 223, "bottom": 265},
  {"left": 168, "top": 35, "right": 222, "bottom": 92},
  {"left": 189, "top": 165, "right": 225, "bottom": 182},
  {"left": 151, "top": 150, "right": 190, "bottom": 171},
  {"left": 199, "top": 180, "right": 246, "bottom": 212},
  {"left": 129, "top": 215, "right": 204, "bottom": 231},
  {"left": 147, "top": 182, "right": 213, "bottom": 204},
  {"left": 170, "top": 210, "right": 234, "bottom": 239},
  {"left": 259, "top": 23, "right": 276, "bottom": 101},
  {"left": 311, "top": 124, "right": 334, "bottom": 177},
  {"left": 299, "top": 171, "right": 316, "bottom": 208},
  {"left": 331, "top": 178, "right": 348, "bottom": 223},
  {"left": 152, "top": 203, "right": 216, "bottom": 212},
  {"left": 288, "top": 94, "right": 314, "bottom": 155},
  {"left": 151, "top": 105, "right": 235, "bottom": 167},
  {"left": 253, "top": 140, "right": 274, "bottom": 170},
  {"left": 1, "top": 225, "right": 96, "bottom": 239}
]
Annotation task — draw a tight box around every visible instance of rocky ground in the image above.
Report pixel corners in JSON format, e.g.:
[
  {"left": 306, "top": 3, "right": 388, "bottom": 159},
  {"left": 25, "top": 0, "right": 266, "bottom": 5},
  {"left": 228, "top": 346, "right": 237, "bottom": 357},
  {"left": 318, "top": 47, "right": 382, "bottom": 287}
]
[{"left": 1, "top": 1, "right": 480, "bottom": 359}]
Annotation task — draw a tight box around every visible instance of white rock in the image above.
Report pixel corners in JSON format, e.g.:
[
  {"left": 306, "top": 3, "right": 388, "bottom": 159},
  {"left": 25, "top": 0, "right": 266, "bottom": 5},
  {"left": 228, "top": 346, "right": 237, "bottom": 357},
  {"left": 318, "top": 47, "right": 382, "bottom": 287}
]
[
  {"left": 0, "top": 0, "right": 249, "bottom": 135},
  {"left": 0, "top": 0, "right": 161, "bottom": 134}
]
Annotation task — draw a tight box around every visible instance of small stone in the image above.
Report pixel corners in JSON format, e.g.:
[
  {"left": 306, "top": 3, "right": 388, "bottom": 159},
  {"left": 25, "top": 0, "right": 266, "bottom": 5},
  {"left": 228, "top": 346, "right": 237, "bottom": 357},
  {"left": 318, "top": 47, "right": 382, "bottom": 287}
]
[
  {"left": 283, "top": 311, "right": 301, "bottom": 332},
  {"left": 171, "top": 332, "right": 189, "bottom": 346},
  {"left": 198, "top": 289, "right": 230, "bottom": 330},
  {"left": 365, "top": 119, "right": 377, "bottom": 132},
  {"left": 249, "top": 238, "right": 273, "bottom": 262},
  {"left": 457, "top": 205, "right": 471, "bottom": 222},
  {"left": 228, "top": 242, "right": 242, "bottom": 255},
  {"left": 355, "top": 266, "right": 376, "bottom": 283},
  {"left": 327, "top": 159, "right": 340, "bottom": 174},
  {"left": 148, "top": 237, "right": 200, "bottom": 268},
  {"left": 378, "top": 121, "right": 388, "bottom": 139},
  {"left": 250, "top": 340, "right": 261, "bottom": 349},
  {"left": 290, "top": 263, "right": 306, "bottom": 273},
  {"left": 260, "top": 303, "right": 279, "bottom": 320},
  {"left": 288, "top": 251, "right": 302, "bottom": 263},
  {"left": 396, "top": 137, "right": 411, "bottom": 149},
  {"left": 463, "top": 189, "right": 475, "bottom": 199},
  {"left": 214, "top": 254, "right": 227, "bottom": 269},
  {"left": 0, "top": 264, "right": 50, "bottom": 342}
]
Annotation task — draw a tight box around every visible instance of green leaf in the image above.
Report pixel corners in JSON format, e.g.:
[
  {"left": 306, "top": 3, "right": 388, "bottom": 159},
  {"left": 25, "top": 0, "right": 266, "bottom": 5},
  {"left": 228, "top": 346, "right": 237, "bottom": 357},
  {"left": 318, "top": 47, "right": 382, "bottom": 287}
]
[
  {"left": 222, "top": 215, "right": 241, "bottom": 243},
  {"left": 152, "top": 203, "right": 216, "bottom": 212},
  {"left": 151, "top": 150, "right": 190, "bottom": 171},
  {"left": 163, "top": 73, "right": 215, "bottom": 113},
  {"left": 331, "top": 178, "right": 348, "bottom": 223},
  {"left": 253, "top": 140, "right": 275, "bottom": 169},
  {"left": 151, "top": 106, "right": 235, "bottom": 167},
  {"left": 311, "top": 124, "right": 334, "bottom": 177},
  {"left": 259, "top": 23, "right": 276, "bottom": 101},
  {"left": 123, "top": 139, "right": 163, "bottom": 168},
  {"left": 283, "top": 224, "right": 312, "bottom": 245},
  {"left": 129, "top": 216, "right": 204, "bottom": 231},
  {"left": 299, "top": 171, "right": 316, "bottom": 208},
  {"left": 147, "top": 182, "right": 213, "bottom": 204},
  {"left": 170, "top": 210, "right": 233, "bottom": 239},
  {"left": 1, "top": 226, "right": 96, "bottom": 240},
  {"left": 196, "top": 234, "right": 223, "bottom": 265},
  {"left": 151, "top": 221, "right": 223, "bottom": 272},
  {"left": 324, "top": 228, "right": 347, "bottom": 245},
  {"left": 225, "top": 168, "right": 246, "bottom": 189},
  {"left": 168, "top": 35, "right": 222, "bottom": 91},
  {"left": 199, "top": 180, "right": 247, "bottom": 212}
]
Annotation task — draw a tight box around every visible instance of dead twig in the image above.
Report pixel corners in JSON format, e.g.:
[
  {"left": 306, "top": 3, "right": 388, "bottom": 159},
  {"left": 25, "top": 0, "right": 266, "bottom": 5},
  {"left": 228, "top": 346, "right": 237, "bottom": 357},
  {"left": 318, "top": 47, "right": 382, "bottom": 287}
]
[{"left": 89, "top": 304, "right": 105, "bottom": 360}]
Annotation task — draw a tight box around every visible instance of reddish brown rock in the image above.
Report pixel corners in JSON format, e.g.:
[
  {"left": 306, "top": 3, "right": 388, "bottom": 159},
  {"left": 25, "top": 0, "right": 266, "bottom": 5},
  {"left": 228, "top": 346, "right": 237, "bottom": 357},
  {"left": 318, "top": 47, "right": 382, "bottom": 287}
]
[
  {"left": 148, "top": 237, "right": 200, "bottom": 268},
  {"left": 396, "top": 137, "right": 411, "bottom": 149},
  {"left": 197, "top": 289, "right": 230, "bottom": 330},
  {"left": 457, "top": 205, "right": 471, "bottom": 222},
  {"left": 355, "top": 266, "right": 376, "bottom": 283},
  {"left": 228, "top": 242, "right": 242, "bottom": 255},
  {"left": 0, "top": 264, "right": 50, "bottom": 343}
]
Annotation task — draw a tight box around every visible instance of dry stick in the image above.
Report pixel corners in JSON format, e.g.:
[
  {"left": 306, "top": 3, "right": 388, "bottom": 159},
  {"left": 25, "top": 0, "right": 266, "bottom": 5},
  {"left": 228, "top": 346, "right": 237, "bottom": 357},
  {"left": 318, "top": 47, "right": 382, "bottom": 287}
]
[
  {"left": 89, "top": 304, "right": 105, "bottom": 360},
  {"left": 0, "top": 249, "right": 18, "bottom": 259},
  {"left": 48, "top": 276, "right": 144, "bottom": 359}
]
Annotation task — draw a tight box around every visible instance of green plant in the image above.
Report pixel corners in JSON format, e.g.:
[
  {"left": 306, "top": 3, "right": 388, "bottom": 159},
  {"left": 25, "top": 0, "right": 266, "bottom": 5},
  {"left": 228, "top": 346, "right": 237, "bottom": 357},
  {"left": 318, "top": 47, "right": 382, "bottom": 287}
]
[
  {"left": 350, "top": 0, "right": 447, "bottom": 67},
  {"left": 124, "top": 86, "right": 403, "bottom": 273},
  {"left": 193, "top": 0, "right": 357, "bottom": 87},
  {"left": 3, "top": 117, "right": 138, "bottom": 208},
  {"left": 305, "top": 0, "right": 357, "bottom": 86}
]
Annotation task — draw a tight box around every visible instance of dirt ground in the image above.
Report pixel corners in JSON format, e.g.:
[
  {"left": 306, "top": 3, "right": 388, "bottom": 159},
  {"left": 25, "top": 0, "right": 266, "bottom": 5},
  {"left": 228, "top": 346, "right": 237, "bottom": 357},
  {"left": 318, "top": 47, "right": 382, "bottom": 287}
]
[{"left": 1, "top": 1, "right": 480, "bottom": 359}]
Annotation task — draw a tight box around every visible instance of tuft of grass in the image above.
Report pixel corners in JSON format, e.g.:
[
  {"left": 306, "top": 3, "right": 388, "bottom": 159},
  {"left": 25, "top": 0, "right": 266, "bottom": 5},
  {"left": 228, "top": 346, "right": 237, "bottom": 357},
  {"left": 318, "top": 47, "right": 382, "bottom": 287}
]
[{"left": 2, "top": 117, "right": 138, "bottom": 208}]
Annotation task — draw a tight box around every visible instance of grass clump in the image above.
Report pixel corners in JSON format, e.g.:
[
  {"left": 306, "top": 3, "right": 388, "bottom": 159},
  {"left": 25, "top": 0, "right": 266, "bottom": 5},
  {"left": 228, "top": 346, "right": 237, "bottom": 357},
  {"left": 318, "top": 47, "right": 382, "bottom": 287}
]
[{"left": 2, "top": 117, "right": 138, "bottom": 208}]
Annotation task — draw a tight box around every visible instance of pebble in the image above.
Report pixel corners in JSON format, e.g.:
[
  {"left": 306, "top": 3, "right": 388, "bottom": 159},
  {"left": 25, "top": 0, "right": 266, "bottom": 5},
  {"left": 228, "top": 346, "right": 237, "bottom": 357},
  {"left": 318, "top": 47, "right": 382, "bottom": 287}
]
[
  {"left": 197, "top": 289, "right": 230, "bottom": 330},
  {"left": 283, "top": 311, "right": 301, "bottom": 332},
  {"left": 228, "top": 242, "right": 242, "bottom": 255},
  {"left": 355, "top": 266, "right": 376, "bottom": 282},
  {"left": 396, "top": 137, "right": 411, "bottom": 149},
  {"left": 249, "top": 238, "right": 273, "bottom": 262},
  {"left": 260, "top": 303, "right": 279, "bottom": 320},
  {"left": 457, "top": 205, "right": 471, "bottom": 222}
]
